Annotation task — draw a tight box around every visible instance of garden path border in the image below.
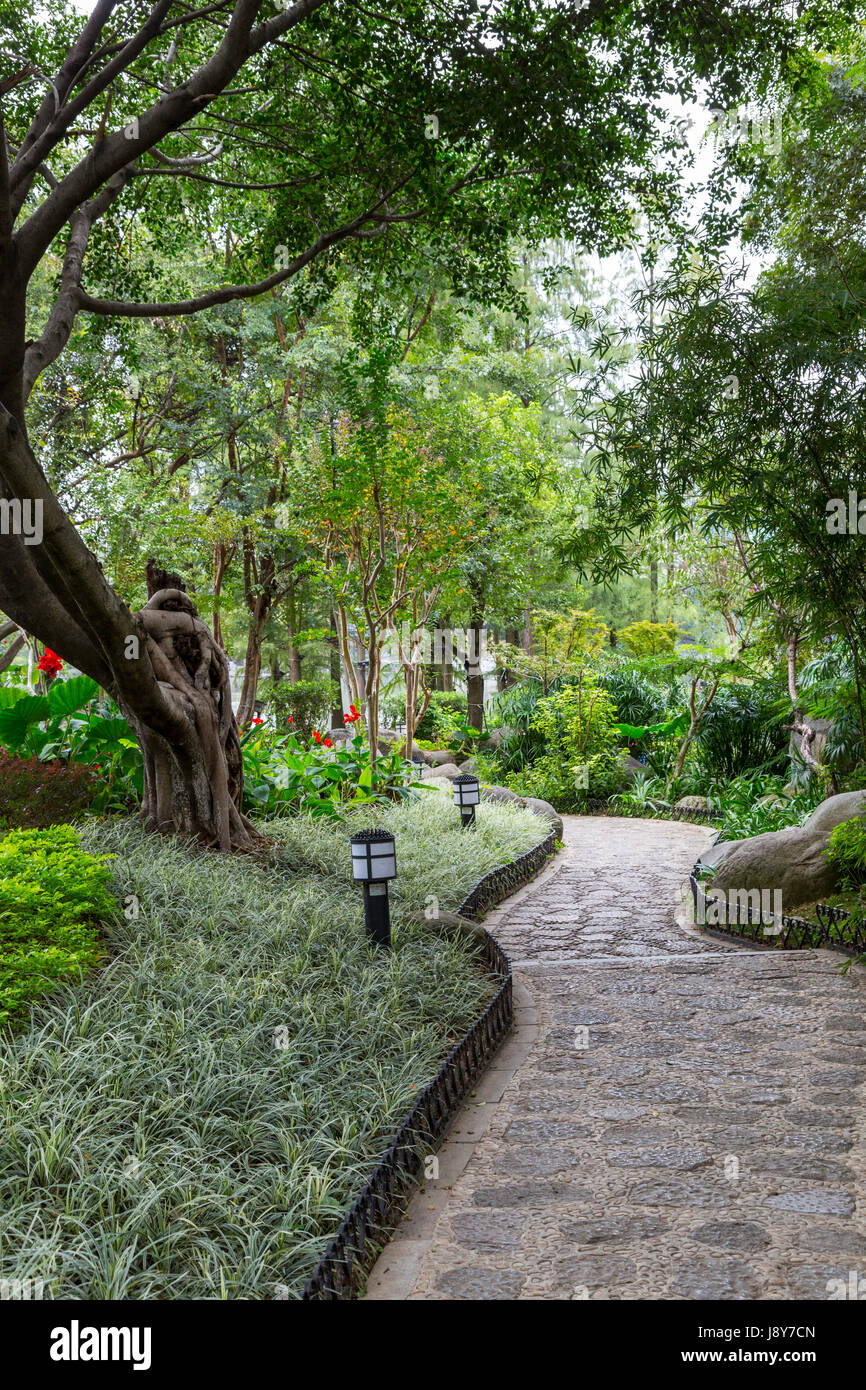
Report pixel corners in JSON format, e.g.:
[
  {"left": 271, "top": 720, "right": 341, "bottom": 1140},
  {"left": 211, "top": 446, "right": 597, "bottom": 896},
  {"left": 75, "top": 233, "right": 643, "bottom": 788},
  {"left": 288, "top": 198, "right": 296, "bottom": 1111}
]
[{"left": 300, "top": 825, "right": 557, "bottom": 1300}]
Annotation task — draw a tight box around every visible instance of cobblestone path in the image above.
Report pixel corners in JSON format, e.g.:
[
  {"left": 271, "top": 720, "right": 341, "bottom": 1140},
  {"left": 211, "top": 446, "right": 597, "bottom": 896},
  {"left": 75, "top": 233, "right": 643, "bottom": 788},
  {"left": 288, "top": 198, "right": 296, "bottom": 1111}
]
[{"left": 365, "top": 815, "right": 866, "bottom": 1301}]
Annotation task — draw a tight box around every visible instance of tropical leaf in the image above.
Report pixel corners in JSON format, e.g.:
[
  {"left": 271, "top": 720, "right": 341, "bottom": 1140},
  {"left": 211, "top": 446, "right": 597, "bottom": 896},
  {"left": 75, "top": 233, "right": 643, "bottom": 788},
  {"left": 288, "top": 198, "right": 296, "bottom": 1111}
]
[
  {"left": 47, "top": 675, "right": 100, "bottom": 717},
  {"left": 0, "top": 686, "right": 29, "bottom": 709},
  {"left": 0, "top": 695, "right": 51, "bottom": 748}
]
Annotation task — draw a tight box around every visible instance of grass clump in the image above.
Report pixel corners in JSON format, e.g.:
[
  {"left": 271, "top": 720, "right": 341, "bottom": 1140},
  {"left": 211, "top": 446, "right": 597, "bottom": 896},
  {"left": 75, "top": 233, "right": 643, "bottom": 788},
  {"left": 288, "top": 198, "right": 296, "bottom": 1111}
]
[{"left": 0, "top": 795, "right": 544, "bottom": 1299}]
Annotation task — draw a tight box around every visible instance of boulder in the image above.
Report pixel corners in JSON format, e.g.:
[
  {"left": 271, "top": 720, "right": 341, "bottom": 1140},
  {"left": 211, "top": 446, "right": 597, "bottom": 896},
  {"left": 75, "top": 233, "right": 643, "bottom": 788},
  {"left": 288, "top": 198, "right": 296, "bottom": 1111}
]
[
  {"left": 458, "top": 757, "right": 479, "bottom": 774},
  {"left": 674, "top": 795, "right": 708, "bottom": 811},
  {"left": 422, "top": 761, "right": 460, "bottom": 781},
  {"left": 520, "top": 796, "right": 563, "bottom": 839},
  {"left": 622, "top": 755, "right": 648, "bottom": 783},
  {"left": 480, "top": 784, "right": 524, "bottom": 806},
  {"left": 483, "top": 728, "right": 506, "bottom": 749},
  {"left": 708, "top": 789, "right": 866, "bottom": 910},
  {"left": 424, "top": 748, "right": 455, "bottom": 767}
]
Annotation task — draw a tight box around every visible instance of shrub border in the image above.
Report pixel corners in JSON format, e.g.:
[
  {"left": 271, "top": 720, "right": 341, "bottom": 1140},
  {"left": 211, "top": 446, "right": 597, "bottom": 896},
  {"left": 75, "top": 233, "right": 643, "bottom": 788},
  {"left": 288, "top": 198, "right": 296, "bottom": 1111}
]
[{"left": 300, "top": 827, "right": 556, "bottom": 1301}]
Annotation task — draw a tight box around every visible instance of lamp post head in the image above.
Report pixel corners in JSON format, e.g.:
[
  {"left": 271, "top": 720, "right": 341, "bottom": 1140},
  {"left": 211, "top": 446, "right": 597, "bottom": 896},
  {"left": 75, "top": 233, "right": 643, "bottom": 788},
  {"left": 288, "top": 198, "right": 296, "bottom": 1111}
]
[
  {"left": 350, "top": 828, "right": 397, "bottom": 882},
  {"left": 452, "top": 774, "right": 481, "bottom": 808}
]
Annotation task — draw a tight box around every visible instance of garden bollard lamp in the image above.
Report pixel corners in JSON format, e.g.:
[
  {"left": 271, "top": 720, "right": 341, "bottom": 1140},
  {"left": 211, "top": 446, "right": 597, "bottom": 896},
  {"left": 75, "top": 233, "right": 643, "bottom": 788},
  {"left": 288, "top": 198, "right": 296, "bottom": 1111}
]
[
  {"left": 453, "top": 773, "right": 481, "bottom": 829},
  {"left": 350, "top": 829, "right": 397, "bottom": 949}
]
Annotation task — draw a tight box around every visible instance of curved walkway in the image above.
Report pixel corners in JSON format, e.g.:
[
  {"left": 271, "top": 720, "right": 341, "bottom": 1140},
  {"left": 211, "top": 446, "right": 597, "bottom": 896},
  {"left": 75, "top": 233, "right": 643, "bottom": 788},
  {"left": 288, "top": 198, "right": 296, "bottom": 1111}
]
[{"left": 365, "top": 815, "right": 866, "bottom": 1300}]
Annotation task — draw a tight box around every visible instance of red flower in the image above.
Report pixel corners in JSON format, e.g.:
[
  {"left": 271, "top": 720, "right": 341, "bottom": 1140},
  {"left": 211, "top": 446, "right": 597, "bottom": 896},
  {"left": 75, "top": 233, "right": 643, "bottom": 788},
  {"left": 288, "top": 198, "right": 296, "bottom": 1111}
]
[
  {"left": 343, "top": 703, "right": 362, "bottom": 724},
  {"left": 252, "top": 716, "right": 263, "bottom": 725},
  {"left": 287, "top": 716, "right": 294, "bottom": 723},
  {"left": 312, "top": 730, "right": 322, "bottom": 743},
  {"left": 37, "top": 649, "right": 63, "bottom": 678},
  {"left": 323, "top": 737, "right": 333, "bottom": 748}
]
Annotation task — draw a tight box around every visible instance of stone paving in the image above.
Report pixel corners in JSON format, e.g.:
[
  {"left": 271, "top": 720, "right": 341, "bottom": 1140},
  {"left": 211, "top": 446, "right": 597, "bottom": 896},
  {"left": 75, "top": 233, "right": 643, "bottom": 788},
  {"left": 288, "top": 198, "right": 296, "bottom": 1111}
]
[{"left": 364, "top": 815, "right": 866, "bottom": 1301}]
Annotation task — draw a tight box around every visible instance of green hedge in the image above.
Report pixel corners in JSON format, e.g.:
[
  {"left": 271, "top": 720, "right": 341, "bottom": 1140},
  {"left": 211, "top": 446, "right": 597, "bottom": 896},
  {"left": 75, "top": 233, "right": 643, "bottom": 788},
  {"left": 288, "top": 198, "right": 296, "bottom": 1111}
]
[{"left": 0, "top": 825, "right": 114, "bottom": 1028}]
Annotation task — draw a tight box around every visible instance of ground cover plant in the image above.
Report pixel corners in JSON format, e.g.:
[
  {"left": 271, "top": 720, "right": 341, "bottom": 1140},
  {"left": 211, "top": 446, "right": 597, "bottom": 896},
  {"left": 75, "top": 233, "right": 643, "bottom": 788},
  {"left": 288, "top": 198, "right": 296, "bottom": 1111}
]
[
  {"left": 0, "top": 795, "right": 543, "bottom": 1299},
  {"left": 0, "top": 826, "right": 113, "bottom": 1028}
]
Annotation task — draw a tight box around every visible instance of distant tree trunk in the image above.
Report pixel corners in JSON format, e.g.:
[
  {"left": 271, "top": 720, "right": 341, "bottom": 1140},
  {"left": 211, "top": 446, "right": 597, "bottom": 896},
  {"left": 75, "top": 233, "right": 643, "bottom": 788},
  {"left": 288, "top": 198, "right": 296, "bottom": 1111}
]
[
  {"left": 236, "top": 538, "right": 279, "bottom": 726},
  {"left": 467, "top": 583, "right": 486, "bottom": 732},
  {"left": 211, "top": 541, "right": 235, "bottom": 650},
  {"left": 285, "top": 582, "right": 303, "bottom": 682},
  {"left": 441, "top": 614, "right": 454, "bottom": 690},
  {"left": 329, "top": 608, "right": 344, "bottom": 727},
  {"left": 501, "top": 624, "right": 520, "bottom": 689},
  {"left": 521, "top": 603, "right": 533, "bottom": 652},
  {"left": 650, "top": 558, "right": 658, "bottom": 622}
]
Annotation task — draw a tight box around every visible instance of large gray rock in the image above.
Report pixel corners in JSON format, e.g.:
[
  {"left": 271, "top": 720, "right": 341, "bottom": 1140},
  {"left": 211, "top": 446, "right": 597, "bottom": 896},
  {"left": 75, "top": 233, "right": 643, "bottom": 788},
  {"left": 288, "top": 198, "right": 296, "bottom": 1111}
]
[
  {"left": 480, "top": 783, "right": 524, "bottom": 806},
  {"left": 421, "top": 761, "right": 461, "bottom": 780},
  {"left": 520, "top": 797, "right": 563, "bottom": 839},
  {"left": 675, "top": 795, "right": 708, "bottom": 811},
  {"left": 622, "top": 755, "right": 648, "bottom": 783},
  {"left": 709, "top": 790, "right": 866, "bottom": 910},
  {"left": 424, "top": 748, "right": 456, "bottom": 767}
]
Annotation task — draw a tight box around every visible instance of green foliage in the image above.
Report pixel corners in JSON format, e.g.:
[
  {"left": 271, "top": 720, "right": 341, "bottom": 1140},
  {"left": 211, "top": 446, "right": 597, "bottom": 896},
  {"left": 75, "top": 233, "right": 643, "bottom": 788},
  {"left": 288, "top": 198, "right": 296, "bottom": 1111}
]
[
  {"left": 826, "top": 814, "right": 866, "bottom": 889},
  {"left": 530, "top": 677, "right": 619, "bottom": 763},
  {"left": 490, "top": 608, "right": 608, "bottom": 695},
  {"left": 488, "top": 680, "right": 547, "bottom": 771},
  {"left": 599, "top": 663, "right": 667, "bottom": 728},
  {"left": 707, "top": 775, "right": 820, "bottom": 842},
  {"left": 692, "top": 681, "right": 788, "bottom": 780},
  {"left": 609, "top": 772, "right": 671, "bottom": 816},
  {"left": 0, "top": 678, "right": 142, "bottom": 810},
  {"left": 617, "top": 620, "right": 679, "bottom": 656},
  {"left": 241, "top": 729, "right": 416, "bottom": 820},
  {"left": 0, "top": 800, "right": 541, "bottom": 1296},
  {"left": 414, "top": 691, "right": 467, "bottom": 743},
  {"left": 258, "top": 677, "right": 339, "bottom": 743},
  {"left": 0, "top": 826, "right": 113, "bottom": 1028}
]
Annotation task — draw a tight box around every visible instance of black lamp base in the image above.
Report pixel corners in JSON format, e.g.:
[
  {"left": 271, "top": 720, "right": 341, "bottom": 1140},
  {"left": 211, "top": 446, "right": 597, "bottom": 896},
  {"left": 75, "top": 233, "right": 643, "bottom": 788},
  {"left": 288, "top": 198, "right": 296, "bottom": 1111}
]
[{"left": 362, "top": 882, "right": 391, "bottom": 948}]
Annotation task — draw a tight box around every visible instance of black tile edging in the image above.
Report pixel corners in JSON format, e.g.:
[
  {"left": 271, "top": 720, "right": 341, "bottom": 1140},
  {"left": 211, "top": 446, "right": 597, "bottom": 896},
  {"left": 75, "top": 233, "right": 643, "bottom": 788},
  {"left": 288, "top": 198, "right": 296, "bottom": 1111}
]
[{"left": 300, "top": 826, "right": 557, "bottom": 1300}]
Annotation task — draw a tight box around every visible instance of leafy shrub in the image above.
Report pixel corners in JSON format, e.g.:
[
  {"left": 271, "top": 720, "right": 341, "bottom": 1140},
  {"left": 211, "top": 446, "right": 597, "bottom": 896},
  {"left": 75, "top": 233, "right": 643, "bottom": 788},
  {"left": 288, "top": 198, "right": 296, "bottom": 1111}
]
[
  {"left": 241, "top": 728, "right": 416, "bottom": 818},
  {"left": 599, "top": 662, "right": 666, "bottom": 728},
  {"left": 530, "top": 675, "right": 619, "bottom": 763},
  {"left": 0, "top": 677, "right": 142, "bottom": 808},
  {"left": 505, "top": 745, "right": 627, "bottom": 810},
  {"left": 617, "top": 620, "right": 679, "bottom": 656},
  {"left": 258, "top": 676, "right": 339, "bottom": 741},
  {"left": 691, "top": 680, "right": 788, "bottom": 780},
  {"left": 414, "top": 690, "right": 467, "bottom": 743},
  {"left": 487, "top": 680, "right": 546, "bottom": 771},
  {"left": 0, "top": 752, "right": 100, "bottom": 828},
  {"left": 706, "top": 774, "right": 819, "bottom": 841},
  {"left": 0, "top": 825, "right": 113, "bottom": 1027},
  {"left": 826, "top": 814, "right": 866, "bottom": 889}
]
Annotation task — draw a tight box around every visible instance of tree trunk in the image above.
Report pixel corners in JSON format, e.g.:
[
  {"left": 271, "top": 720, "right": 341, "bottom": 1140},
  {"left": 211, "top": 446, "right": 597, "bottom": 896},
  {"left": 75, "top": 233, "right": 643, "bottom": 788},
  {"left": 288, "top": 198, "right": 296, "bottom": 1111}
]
[
  {"left": 467, "top": 585, "right": 485, "bottom": 732},
  {"left": 128, "top": 581, "right": 256, "bottom": 849},
  {"left": 236, "top": 600, "right": 267, "bottom": 727},
  {"left": 650, "top": 557, "right": 658, "bottom": 622},
  {"left": 328, "top": 607, "right": 344, "bottom": 727},
  {"left": 441, "top": 614, "right": 454, "bottom": 690},
  {"left": 0, "top": 398, "right": 258, "bottom": 851}
]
